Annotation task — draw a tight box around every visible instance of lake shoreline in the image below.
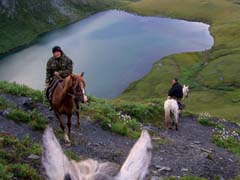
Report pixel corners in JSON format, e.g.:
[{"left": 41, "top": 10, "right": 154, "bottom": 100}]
[{"left": 0, "top": 10, "right": 213, "bottom": 99}]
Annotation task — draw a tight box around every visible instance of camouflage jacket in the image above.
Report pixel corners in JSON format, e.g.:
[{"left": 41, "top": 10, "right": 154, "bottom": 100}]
[{"left": 45, "top": 54, "right": 73, "bottom": 83}]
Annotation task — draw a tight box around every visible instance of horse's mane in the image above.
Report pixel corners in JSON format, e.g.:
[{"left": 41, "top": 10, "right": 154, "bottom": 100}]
[{"left": 61, "top": 74, "right": 86, "bottom": 94}]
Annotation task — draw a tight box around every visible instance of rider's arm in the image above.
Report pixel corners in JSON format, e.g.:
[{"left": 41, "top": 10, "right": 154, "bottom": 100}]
[
  {"left": 59, "top": 58, "right": 73, "bottom": 78},
  {"left": 168, "top": 87, "right": 175, "bottom": 97},
  {"left": 46, "top": 60, "right": 52, "bottom": 84}
]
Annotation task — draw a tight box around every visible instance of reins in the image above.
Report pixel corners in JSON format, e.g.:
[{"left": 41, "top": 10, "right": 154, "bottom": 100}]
[{"left": 55, "top": 76, "right": 86, "bottom": 99}]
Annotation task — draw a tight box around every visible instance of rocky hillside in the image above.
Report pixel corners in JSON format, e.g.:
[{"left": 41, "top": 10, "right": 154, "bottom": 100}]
[
  {"left": 0, "top": 91, "right": 240, "bottom": 179},
  {"left": 0, "top": 0, "right": 131, "bottom": 54}
]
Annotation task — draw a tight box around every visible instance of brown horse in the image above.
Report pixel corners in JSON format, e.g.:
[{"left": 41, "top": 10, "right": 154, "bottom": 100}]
[{"left": 51, "top": 72, "right": 88, "bottom": 143}]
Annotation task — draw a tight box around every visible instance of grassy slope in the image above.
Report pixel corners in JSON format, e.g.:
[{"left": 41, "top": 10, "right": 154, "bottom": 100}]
[
  {"left": 119, "top": 0, "right": 240, "bottom": 122},
  {"left": 0, "top": 0, "right": 133, "bottom": 54}
]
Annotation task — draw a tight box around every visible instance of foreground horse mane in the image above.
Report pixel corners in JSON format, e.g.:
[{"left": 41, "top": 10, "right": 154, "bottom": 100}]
[{"left": 42, "top": 127, "right": 152, "bottom": 180}]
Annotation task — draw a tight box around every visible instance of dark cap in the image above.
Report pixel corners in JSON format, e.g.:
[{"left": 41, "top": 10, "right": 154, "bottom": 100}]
[
  {"left": 52, "top": 46, "right": 62, "bottom": 54},
  {"left": 173, "top": 77, "right": 178, "bottom": 82}
]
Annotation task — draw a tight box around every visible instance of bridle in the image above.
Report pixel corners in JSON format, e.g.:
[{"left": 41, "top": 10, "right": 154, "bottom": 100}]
[
  {"left": 68, "top": 79, "right": 87, "bottom": 103},
  {"left": 54, "top": 74, "right": 87, "bottom": 102}
]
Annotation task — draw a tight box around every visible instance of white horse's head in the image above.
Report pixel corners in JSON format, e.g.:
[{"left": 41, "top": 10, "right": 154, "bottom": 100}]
[
  {"left": 182, "top": 85, "right": 190, "bottom": 99},
  {"left": 42, "top": 127, "right": 152, "bottom": 180}
]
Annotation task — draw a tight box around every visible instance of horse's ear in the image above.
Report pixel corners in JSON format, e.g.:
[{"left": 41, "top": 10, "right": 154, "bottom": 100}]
[
  {"left": 42, "top": 127, "right": 72, "bottom": 180},
  {"left": 183, "top": 85, "right": 186, "bottom": 88},
  {"left": 116, "top": 130, "right": 152, "bottom": 180},
  {"left": 80, "top": 72, "right": 84, "bottom": 77}
]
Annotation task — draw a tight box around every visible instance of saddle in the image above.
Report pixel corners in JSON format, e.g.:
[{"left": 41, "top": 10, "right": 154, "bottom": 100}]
[
  {"left": 168, "top": 96, "right": 185, "bottom": 110},
  {"left": 45, "top": 78, "right": 62, "bottom": 105}
]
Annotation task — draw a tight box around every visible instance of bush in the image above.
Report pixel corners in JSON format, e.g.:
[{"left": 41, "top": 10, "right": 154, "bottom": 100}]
[
  {"left": 30, "top": 110, "right": 47, "bottom": 131},
  {"left": 111, "top": 122, "right": 128, "bottom": 136},
  {"left": 0, "top": 81, "right": 44, "bottom": 102},
  {"left": 0, "top": 96, "right": 16, "bottom": 111},
  {"left": 0, "top": 132, "right": 42, "bottom": 179},
  {"left": 8, "top": 163, "right": 40, "bottom": 180},
  {"left": 6, "top": 108, "right": 47, "bottom": 131},
  {"left": 212, "top": 128, "right": 240, "bottom": 156},
  {"left": 116, "top": 102, "right": 148, "bottom": 122},
  {"left": 0, "top": 163, "right": 13, "bottom": 180},
  {"left": 65, "top": 150, "right": 80, "bottom": 161},
  {"left": 7, "top": 109, "right": 30, "bottom": 123}
]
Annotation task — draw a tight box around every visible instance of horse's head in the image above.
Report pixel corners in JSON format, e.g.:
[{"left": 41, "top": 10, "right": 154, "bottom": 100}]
[
  {"left": 42, "top": 127, "right": 152, "bottom": 180},
  {"left": 183, "top": 85, "right": 190, "bottom": 99},
  {"left": 71, "top": 72, "right": 88, "bottom": 103}
]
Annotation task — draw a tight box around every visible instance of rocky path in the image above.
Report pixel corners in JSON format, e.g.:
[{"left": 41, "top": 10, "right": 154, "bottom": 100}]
[{"left": 1, "top": 94, "right": 240, "bottom": 180}]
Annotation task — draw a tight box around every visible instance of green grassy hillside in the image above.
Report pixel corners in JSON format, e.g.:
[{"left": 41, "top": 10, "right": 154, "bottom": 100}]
[
  {"left": 0, "top": 0, "right": 134, "bottom": 54},
  {"left": 119, "top": 0, "right": 240, "bottom": 121}
]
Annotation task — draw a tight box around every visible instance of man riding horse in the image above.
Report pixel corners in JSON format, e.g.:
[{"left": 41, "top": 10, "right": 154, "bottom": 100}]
[
  {"left": 168, "top": 78, "right": 184, "bottom": 110},
  {"left": 45, "top": 46, "right": 73, "bottom": 110}
]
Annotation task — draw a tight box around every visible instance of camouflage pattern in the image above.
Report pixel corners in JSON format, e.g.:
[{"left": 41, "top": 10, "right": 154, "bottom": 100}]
[{"left": 45, "top": 54, "right": 73, "bottom": 83}]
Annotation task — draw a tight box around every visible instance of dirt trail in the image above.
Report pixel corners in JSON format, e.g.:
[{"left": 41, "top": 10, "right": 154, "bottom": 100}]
[{"left": 1, "top": 94, "right": 240, "bottom": 180}]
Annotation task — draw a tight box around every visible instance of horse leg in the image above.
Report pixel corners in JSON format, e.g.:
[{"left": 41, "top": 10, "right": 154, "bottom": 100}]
[
  {"left": 74, "top": 98, "right": 80, "bottom": 128},
  {"left": 67, "top": 113, "right": 72, "bottom": 138},
  {"left": 55, "top": 111, "right": 65, "bottom": 131},
  {"left": 165, "top": 109, "right": 170, "bottom": 130},
  {"left": 174, "top": 111, "right": 179, "bottom": 131},
  {"left": 55, "top": 111, "right": 70, "bottom": 143}
]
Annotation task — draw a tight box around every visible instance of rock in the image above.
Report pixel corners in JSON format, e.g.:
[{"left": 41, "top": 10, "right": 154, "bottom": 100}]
[
  {"left": 193, "top": 141, "right": 201, "bottom": 144},
  {"left": 200, "top": 152, "right": 209, "bottom": 158},
  {"left": 23, "top": 98, "right": 35, "bottom": 110},
  {"left": 0, "top": 110, "right": 4, "bottom": 115},
  {"left": 201, "top": 148, "right": 212, "bottom": 153},
  {"left": 220, "top": 176, "right": 225, "bottom": 180},
  {"left": 151, "top": 170, "right": 158, "bottom": 175},
  {"left": 28, "top": 154, "right": 40, "bottom": 160},
  {"left": 181, "top": 168, "right": 189, "bottom": 172},
  {"left": 2, "top": 108, "right": 11, "bottom": 116},
  {"left": 156, "top": 166, "right": 172, "bottom": 172}
]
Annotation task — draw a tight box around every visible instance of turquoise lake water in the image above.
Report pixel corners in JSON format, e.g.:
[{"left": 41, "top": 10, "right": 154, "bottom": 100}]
[{"left": 0, "top": 10, "right": 213, "bottom": 98}]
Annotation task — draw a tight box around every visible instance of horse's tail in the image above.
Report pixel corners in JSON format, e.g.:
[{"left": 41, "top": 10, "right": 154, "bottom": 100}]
[{"left": 164, "top": 101, "right": 171, "bottom": 128}]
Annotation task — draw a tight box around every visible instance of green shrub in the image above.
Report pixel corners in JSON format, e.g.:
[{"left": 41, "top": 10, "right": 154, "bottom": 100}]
[
  {"left": 125, "top": 118, "right": 139, "bottom": 130},
  {"left": 6, "top": 108, "right": 47, "bottom": 131},
  {"left": 128, "top": 130, "right": 140, "bottom": 139},
  {"left": 65, "top": 150, "right": 80, "bottom": 161},
  {"left": 212, "top": 129, "right": 240, "bottom": 156},
  {"left": 29, "top": 110, "right": 47, "bottom": 131},
  {"left": 213, "top": 135, "right": 240, "bottom": 156},
  {"left": 0, "top": 96, "right": 9, "bottom": 110},
  {"left": 0, "top": 163, "right": 13, "bottom": 180},
  {"left": 0, "top": 81, "right": 44, "bottom": 102},
  {"left": 116, "top": 102, "right": 149, "bottom": 122},
  {"left": 198, "top": 118, "right": 216, "bottom": 127},
  {"left": 7, "top": 109, "right": 30, "bottom": 123},
  {"left": 101, "top": 119, "right": 112, "bottom": 130},
  {"left": 0, "top": 132, "right": 42, "bottom": 179},
  {"left": 111, "top": 122, "right": 128, "bottom": 136},
  {"left": 8, "top": 163, "right": 40, "bottom": 180}
]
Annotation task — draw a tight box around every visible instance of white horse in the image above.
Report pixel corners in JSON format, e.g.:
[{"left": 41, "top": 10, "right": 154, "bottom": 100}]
[
  {"left": 42, "top": 127, "right": 152, "bottom": 180},
  {"left": 164, "top": 85, "right": 189, "bottom": 130}
]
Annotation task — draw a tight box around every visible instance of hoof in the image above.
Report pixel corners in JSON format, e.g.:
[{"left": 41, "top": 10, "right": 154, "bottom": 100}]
[
  {"left": 64, "top": 134, "right": 71, "bottom": 144},
  {"left": 65, "top": 141, "right": 71, "bottom": 146}
]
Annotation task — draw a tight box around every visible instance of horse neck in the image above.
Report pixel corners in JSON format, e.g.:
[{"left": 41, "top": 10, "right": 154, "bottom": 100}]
[
  {"left": 58, "top": 78, "right": 72, "bottom": 96},
  {"left": 182, "top": 89, "right": 188, "bottom": 100}
]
